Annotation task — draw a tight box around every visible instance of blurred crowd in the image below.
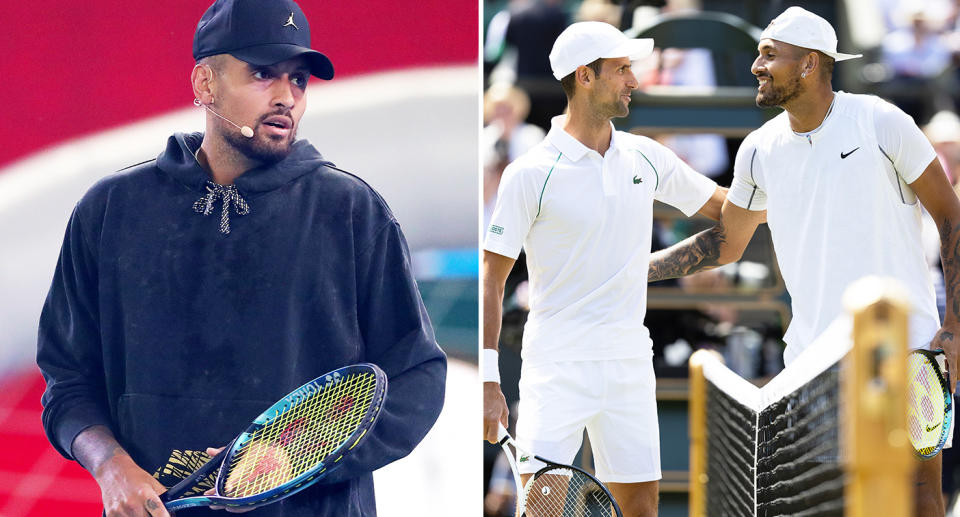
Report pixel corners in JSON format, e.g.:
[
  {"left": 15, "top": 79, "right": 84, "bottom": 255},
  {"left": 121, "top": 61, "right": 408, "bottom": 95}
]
[{"left": 482, "top": 0, "right": 960, "bottom": 515}]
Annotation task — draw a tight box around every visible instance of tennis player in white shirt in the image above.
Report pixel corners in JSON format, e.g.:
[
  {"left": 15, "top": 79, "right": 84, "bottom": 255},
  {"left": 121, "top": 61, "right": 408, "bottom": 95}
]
[
  {"left": 646, "top": 7, "right": 960, "bottom": 515},
  {"left": 481, "top": 22, "right": 725, "bottom": 515}
]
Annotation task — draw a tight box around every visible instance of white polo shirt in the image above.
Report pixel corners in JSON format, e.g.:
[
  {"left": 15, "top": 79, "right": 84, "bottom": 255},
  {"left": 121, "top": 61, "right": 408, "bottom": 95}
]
[
  {"left": 485, "top": 115, "right": 717, "bottom": 365},
  {"left": 728, "top": 91, "right": 940, "bottom": 364}
]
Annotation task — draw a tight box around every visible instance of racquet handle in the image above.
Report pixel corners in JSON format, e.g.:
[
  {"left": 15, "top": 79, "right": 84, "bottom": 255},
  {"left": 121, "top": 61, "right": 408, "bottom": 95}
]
[
  {"left": 160, "top": 439, "right": 233, "bottom": 503},
  {"left": 496, "top": 423, "right": 509, "bottom": 443}
]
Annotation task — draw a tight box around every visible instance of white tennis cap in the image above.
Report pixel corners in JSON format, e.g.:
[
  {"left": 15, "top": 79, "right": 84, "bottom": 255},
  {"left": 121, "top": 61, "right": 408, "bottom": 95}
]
[
  {"left": 760, "top": 6, "right": 862, "bottom": 61},
  {"left": 549, "top": 21, "right": 654, "bottom": 80}
]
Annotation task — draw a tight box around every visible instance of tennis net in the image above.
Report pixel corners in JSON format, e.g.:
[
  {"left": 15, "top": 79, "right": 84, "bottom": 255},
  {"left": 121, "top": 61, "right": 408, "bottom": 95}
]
[
  {"left": 689, "top": 277, "right": 916, "bottom": 517},
  {"left": 695, "top": 317, "right": 856, "bottom": 517}
]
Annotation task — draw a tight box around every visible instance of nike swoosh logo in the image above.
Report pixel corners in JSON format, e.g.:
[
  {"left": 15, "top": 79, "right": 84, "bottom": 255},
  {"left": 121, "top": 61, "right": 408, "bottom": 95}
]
[
  {"left": 927, "top": 422, "right": 942, "bottom": 432},
  {"left": 840, "top": 147, "right": 860, "bottom": 159}
]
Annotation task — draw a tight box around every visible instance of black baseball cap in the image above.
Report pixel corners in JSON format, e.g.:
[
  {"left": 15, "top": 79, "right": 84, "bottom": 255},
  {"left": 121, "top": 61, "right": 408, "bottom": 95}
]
[{"left": 193, "top": 0, "right": 334, "bottom": 80}]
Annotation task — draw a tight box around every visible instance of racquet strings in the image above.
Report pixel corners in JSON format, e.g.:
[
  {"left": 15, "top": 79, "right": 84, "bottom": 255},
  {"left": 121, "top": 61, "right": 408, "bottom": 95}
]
[
  {"left": 222, "top": 371, "right": 378, "bottom": 497},
  {"left": 521, "top": 467, "right": 617, "bottom": 517},
  {"left": 907, "top": 353, "right": 948, "bottom": 456}
]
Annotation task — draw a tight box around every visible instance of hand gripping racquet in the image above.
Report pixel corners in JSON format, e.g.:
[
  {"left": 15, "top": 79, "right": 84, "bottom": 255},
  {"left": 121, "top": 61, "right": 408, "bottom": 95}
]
[
  {"left": 495, "top": 424, "right": 623, "bottom": 517},
  {"left": 907, "top": 349, "right": 953, "bottom": 459},
  {"left": 161, "top": 363, "right": 387, "bottom": 510}
]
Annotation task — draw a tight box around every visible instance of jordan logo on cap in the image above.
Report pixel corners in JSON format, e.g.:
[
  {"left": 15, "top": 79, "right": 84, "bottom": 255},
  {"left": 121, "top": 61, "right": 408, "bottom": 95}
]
[{"left": 282, "top": 12, "right": 299, "bottom": 30}]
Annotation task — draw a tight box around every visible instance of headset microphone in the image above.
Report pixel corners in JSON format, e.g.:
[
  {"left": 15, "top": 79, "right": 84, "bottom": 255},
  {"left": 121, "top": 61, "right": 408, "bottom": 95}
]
[{"left": 194, "top": 98, "right": 254, "bottom": 138}]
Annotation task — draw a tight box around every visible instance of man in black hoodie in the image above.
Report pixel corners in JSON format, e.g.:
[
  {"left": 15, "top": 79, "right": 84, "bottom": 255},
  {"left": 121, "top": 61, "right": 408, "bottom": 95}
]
[{"left": 36, "top": 1, "right": 446, "bottom": 515}]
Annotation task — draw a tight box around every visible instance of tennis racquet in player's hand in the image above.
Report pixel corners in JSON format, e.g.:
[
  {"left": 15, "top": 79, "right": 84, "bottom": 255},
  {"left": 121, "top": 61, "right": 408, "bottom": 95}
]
[
  {"left": 907, "top": 349, "right": 953, "bottom": 459},
  {"left": 495, "top": 424, "right": 623, "bottom": 517},
  {"left": 161, "top": 363, "right": 387, "bottom": 511}
]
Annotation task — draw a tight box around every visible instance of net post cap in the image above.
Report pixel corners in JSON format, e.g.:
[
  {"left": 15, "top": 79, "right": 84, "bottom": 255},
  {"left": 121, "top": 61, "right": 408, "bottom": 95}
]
[
  {"left": 688, "top": 349, "right": 724, "bottom": 367},
  {"left": 842, "top": 276, "right": 913, "bottom": 314}
]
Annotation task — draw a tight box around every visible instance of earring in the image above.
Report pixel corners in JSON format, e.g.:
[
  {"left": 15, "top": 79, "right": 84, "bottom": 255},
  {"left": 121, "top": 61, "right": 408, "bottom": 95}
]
[
  {"left": 801, "top": 72, "right": 807, "bottom": 78},
  {"left": 193, "top": 98, "right": 202, "bottom": 106}
]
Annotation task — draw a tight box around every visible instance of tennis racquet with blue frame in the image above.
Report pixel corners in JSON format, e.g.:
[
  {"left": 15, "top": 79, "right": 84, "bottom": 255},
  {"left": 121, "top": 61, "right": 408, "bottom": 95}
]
[
  {"left": 907, "top": 349, "right": 953, "bottom": 459},
  {"left": 495, "top": 424, "right": 623, "bottom": 517},
  {"left": 161, "top": 363, "right": 387, "bottom": 510}
]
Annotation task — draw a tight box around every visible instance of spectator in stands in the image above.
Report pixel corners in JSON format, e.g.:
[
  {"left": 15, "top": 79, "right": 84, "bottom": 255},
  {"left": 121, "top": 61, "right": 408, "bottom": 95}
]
[
  {"left": 881, "top": 5, "right": 953, "bottom": 121},
  {"left": 925, "top": 110, "right": 960, "bottom": 191},
  {"left": 576, "top": 0, "right": 621, "bottom": 26},
  {"left": 483, "top": 83, "right": 546, "bottom": 229},
  {"left": 499, "top": 0, "right": 570, "bottom": 130},
  {"left": 633, "top": 0, "right": 731, "bottom": 180},
  {"left": 484, "top": 83, "right": 548, "bottom": 165}
]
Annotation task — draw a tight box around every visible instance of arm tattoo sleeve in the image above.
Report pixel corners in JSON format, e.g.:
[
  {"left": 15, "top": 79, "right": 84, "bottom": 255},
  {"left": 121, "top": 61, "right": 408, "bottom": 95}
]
[
  {"left": 940, "top": 218, "right": 960, "bottom": 325},
  {"left": 648, "top": 222, "right": 727, "bottom": 282}
]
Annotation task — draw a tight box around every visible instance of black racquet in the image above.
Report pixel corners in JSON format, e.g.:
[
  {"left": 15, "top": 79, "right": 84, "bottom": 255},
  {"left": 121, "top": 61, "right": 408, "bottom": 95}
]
[{"left": 495, "top": 424, "right": 623, "bottom": 517}]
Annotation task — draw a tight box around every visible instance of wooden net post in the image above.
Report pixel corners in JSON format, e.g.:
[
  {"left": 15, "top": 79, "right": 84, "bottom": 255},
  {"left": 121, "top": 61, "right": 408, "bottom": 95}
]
[
  {"left": 688, "top": 349, "right": 711, "bottom": 517},
  {"left": 843, "top": 277, "right": 913, "bottom": 517}
]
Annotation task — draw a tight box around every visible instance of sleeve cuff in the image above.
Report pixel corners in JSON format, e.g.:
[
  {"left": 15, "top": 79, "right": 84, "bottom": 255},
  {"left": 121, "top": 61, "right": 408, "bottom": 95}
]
[
  {"left": 483, "top": 240, "right": 521, "bottom": 260},
  {"left": 44, "top": 401, "right": 113, "bottom": 460},
  {"left": 677, "top": 175, "right": 718, "bottom": 217},
  {"left": 904, "top": 152, "right": 939, "bottom": 185},
  {"left": 727, "top": 179, "right": 766, "bottom": 211}
]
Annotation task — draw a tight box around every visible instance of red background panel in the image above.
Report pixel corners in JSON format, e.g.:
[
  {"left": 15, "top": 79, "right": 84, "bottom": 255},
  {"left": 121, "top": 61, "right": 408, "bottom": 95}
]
[{"left": 0, "top": 0, "right": 478, "bottom": 168}]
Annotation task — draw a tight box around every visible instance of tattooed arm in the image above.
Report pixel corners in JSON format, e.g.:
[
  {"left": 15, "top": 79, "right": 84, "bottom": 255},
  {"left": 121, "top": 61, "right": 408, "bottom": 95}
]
[
  {"left": 913, "top": 158, "right": 960, "bottom": 390},
  {"left": 73, "top": 426, "right": 171, "bottom": 517},
  {"left": 649, "top": 198, "right": 766, "bottom": 282}
]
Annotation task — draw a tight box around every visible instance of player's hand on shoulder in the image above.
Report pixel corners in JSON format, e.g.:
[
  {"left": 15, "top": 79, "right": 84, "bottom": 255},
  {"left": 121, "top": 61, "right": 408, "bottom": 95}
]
[
  {"left": 483, "top": 382, "right": 509, "bottom": 444},
  {"left": 95, "top": 453, "right": 170, "bottom": 517}
]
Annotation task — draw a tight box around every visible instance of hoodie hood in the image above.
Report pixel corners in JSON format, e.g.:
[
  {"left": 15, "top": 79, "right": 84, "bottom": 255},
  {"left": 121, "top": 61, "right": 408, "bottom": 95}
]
[{"left": 157, "top": 132, "right": 334, "bottom": 194}]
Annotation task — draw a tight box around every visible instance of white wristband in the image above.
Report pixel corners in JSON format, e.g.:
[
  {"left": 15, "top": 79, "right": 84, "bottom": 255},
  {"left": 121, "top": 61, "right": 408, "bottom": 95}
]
[{"left": 482, "top": 348, "right": 501, "bottom": 384}]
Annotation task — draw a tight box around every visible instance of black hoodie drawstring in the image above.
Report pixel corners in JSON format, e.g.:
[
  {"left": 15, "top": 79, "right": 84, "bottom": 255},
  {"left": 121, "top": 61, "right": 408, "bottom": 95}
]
[{"left": 193, "top": 181, "right": 250, "bottom": 235}]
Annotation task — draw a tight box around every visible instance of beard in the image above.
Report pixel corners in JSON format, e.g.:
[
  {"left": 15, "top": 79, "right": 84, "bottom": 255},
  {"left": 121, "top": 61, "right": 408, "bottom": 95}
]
[
  {"left": 221, "top": 114, "right": 298, "bottom": 165},
  {"left": 755, "top": 72, "right": 802, "bottom": 108},
  {"left": 607, "top": 95, "right": 630, "bottom": 118},
  {"left": 594, "top": 90, "right": 631, "bottom": 119}
]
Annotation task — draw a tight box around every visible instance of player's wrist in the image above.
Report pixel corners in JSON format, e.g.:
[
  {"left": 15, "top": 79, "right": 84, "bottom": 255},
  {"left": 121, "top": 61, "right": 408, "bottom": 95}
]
[
  {"left": 93, "top": 453, "right": 142, "bottom": 490},
  {"left": 482, "top": 348, "right": 500, "bottom": 384}
]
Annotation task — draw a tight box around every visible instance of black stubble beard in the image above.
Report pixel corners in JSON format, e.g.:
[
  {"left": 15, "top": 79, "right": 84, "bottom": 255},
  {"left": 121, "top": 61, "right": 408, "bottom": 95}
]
[
  {"left": 755, "top": 73, "right": 802, "bottom": 108},
  {"left": 222, "top": 119, "right": 298, "bottom": 165}
]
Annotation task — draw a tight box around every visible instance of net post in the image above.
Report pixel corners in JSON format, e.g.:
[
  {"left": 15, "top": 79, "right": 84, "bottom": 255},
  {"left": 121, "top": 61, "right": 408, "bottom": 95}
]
[
  {"left": 843, "top": 277, "right": 912, "bottom": 517},
  {"left": 688, "top": 349, "right": 711, "bottom": 517}
]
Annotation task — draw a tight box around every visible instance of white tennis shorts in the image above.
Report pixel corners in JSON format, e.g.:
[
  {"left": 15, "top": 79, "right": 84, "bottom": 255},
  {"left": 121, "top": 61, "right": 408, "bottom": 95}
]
[{"left": 515, "top": 357, "right": 661, "bottom": 483}]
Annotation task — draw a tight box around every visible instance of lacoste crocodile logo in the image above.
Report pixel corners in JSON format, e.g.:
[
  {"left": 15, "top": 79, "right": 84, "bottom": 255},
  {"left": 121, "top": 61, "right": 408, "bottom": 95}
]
[{"left": 633, "top": 175, "right": 642, "bottom": 184}]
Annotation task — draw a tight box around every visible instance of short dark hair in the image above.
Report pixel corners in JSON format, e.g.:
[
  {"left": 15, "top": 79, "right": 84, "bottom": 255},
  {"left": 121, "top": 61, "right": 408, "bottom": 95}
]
[
  {"left": 197, "top": 54, "right": 227, "bottom": 75},
  {"left": 795, "top": 48, "right": 834, "bottom": 80},
  {"left": 560, "top": 58, "right": 604, "bottom": 99},
  {"left": 818, "top": 52, "right": 835, "bottom": 79}
]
